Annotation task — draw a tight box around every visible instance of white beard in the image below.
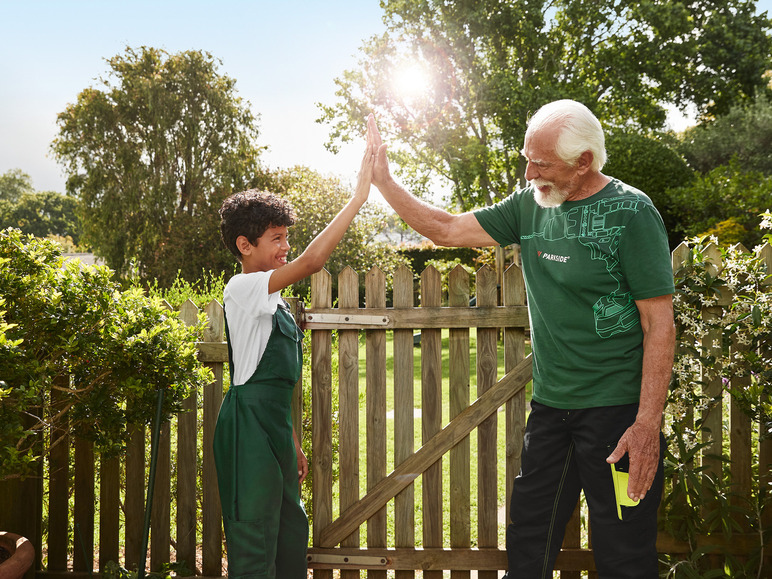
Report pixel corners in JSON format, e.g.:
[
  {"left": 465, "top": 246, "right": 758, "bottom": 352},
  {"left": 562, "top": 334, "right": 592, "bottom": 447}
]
[{"left": 531, "top": 180, "right": 570, "bottom": 208}]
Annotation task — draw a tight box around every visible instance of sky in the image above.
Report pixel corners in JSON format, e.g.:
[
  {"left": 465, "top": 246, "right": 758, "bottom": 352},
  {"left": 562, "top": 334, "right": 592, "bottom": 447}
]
[
  {"left": 1, "top": 0, "right": 771, "bottom": 196},
  {"left": 0, "top": 0, "right": 386, "bottom": 193}
]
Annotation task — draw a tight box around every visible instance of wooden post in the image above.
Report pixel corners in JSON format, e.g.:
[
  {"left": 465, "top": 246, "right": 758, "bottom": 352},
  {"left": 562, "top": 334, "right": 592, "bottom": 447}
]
[
  {"left": 124, "top": 424, "right": 145, "bottom": 571},
  {"left": 47, "top": 380, "right": 69, "bottom": 571},
  {"left": 503, "top": 263, "right": 527, "bottom": 531},
  {"left": 73, "top": 437, "right": 94, "bottom": 573},
  {"left": 99, "top": 455, "right": 120, "bottom": 571},
  {"left": 176, "top": 300, "right": 200, "bottom": 572},
  {"left": 757, "top": 243, "right": 772, "bottom": 536},
  {"left": 700, "top": 244, "right": 725, "bottom": 512}
]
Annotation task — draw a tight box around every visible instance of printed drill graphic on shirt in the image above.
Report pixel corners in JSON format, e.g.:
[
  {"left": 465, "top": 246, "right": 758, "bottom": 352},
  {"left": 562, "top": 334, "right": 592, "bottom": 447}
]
[{"left": 523, "top": 197, "right": 644, "bottom": 339}]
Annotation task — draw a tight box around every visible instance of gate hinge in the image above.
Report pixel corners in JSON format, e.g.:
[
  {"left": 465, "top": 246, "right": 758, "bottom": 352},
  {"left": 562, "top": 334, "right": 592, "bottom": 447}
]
[
  {"left": 303, "top": 312, "right": 390, "bottom": 326},
  {"left": 307, "top": 553, "right": 389, "bottom": 566}
]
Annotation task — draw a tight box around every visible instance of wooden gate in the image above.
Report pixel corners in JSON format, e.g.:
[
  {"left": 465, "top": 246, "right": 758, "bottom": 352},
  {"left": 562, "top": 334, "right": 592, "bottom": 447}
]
[{"left": 303, "top": 262, "right": 543, "bottom": 576}]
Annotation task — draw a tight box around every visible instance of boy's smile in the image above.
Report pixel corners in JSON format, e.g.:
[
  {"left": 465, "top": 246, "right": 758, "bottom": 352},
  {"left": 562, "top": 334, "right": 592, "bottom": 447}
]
[{"left": 239, "top": 225, "right": 291, "bottom": 274}]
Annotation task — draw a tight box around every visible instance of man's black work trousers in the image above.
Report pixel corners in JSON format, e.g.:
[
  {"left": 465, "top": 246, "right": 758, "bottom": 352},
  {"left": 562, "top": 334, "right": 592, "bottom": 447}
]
[{"left": 504, "top": 401, "right": 664, "bottom": 579}]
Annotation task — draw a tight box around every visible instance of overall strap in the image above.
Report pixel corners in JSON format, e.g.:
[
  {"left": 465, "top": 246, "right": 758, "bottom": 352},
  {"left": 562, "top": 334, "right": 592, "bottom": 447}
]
[
  {"left": 222, "top": 307, "right": 240, "bottom": 519},
  {"left": 223, "top": 308, "right": 235, "bottom": 386}
]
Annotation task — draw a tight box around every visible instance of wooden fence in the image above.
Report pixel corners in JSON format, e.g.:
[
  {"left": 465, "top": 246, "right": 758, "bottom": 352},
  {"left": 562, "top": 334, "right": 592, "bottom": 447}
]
[{"left": 2, "top": 244, "right": 770, "bottom": 577}]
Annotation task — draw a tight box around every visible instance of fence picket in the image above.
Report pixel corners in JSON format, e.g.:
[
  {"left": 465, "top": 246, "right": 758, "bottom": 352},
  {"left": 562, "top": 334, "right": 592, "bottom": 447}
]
[
  {"left": 449, "top": 265, "right": 471, "bottom": 579},
  {"left": 149, "top": 422, "right": 171, "bottom": 571},
  {"left": 73, "top": 437, "right": 94, "bottom": 573},
  {"left": 393, "top": 265, "right": 416, "bottom": 579},
  {"left": 47, "top": 382, "right": 69, "bottom": 571},
  {"left": 760, "top": 244, "right": 772, "bottom": 531},
  {"left": 729, "top": 292, "right": 753, "bottom": 535},
  {"left": 476, "top": 265, "right": 499, "bottom": 579},
  {"left": 311, "top": 269, "right": 333, "bottom": 579},
  {"left": 420, "top": 265, "right": 444, "bottom": 579},
  {"left": 176, "top": 300, "right": 200, "bottom": 571},
  {"left": 124, "top": 424, "right": 145, "bottom": 571},
  {"left": 201, "top": 299, "right": 223, "bottom": 576},
  {"left": 503, "top": 263, "right": 526, "bottom": 522},
  {"left": 337, "top": 267, "right": 360, "bottom": 579},
  {"left": 699, "top": 244, "right": 725, "bottom": 515},
  {"left": 99, "top": 456, "right": 120, "bottom": 570},
  {"left": 366, "top": 267, "right": 388, "bottom": 579}
]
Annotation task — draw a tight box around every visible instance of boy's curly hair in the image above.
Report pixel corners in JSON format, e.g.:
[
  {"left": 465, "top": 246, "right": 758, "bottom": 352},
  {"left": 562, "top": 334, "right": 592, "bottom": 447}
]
[{"left": 219, "top": 189, "right": 296, "bottom": 261}]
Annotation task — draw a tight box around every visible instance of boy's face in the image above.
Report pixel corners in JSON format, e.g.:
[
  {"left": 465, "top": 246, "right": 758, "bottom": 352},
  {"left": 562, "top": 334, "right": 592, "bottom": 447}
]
[{"left": 238, "top": 225, "right": 291, "bottom": 274}]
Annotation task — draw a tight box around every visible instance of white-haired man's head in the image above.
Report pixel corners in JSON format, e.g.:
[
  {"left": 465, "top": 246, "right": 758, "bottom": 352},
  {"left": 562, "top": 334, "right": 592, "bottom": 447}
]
[{"left": 526, "top": 99, "right": 607, "bottom": 172}]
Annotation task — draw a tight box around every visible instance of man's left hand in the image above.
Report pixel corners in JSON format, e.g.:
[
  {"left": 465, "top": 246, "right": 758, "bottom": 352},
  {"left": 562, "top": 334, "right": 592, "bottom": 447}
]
[{"left": 606, "top": 421, "right": 660, "bottom": 501}]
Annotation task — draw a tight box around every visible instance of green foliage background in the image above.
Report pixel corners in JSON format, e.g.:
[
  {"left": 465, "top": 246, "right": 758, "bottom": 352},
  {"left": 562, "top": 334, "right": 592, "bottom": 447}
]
[
  {"left": 0, "top": 169, "right": 81, "bottom": 246},
  {"left": 0, "top": 228, "right": 213, "bottom": 480}
]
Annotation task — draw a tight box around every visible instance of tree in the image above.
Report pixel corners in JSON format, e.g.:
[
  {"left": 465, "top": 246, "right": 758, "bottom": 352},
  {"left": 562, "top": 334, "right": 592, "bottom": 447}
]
[
  {"left": 667, "top": 160, "right": 772, "bottom": 248},
  {"left": 678, "top": 90, "right": 772, "bottom": 175},
  {"left": 0, "top": 169, "right": 34, "bottom": 203},
  {"left": 1, "top": 191, "right": 81, "bottom": 244},
  {"left": 318, "top": 0, "right": 772, "bottom": 211},
  {"left": 603, "top": 131, "right": 695, "bottom": 247},
  {"left": 270, "top": 166, "right": 407, "bottom": 297},
  {"left": 0, "top": 169, "right": 82, "bottom": 244},
  {"left": 52, "top": 46, "right": 264, "bottom": 279}
]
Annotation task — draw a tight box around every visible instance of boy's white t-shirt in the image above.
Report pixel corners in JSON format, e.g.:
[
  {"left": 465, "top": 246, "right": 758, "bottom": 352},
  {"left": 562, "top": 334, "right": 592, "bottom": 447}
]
[{"left": 223, "top": 271, "right": 283, "bottom": 386}]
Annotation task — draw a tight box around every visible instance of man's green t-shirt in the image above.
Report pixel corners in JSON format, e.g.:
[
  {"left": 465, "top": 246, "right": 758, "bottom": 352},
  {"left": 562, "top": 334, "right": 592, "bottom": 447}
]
[{"left": 474, "top": 179, "right": 674, "bottom": 409}]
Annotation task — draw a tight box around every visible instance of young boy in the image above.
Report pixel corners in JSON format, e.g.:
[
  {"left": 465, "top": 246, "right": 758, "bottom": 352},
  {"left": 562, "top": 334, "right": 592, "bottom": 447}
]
[{"left": 213, "top": 126, "right": 375, "bottom": 578}]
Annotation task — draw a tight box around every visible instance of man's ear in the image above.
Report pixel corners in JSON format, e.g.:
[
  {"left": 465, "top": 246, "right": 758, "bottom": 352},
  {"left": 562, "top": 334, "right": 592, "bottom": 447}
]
[
  {"left": 575, "top": 151, "right": 594, "bottom": 174},
  {"left": 236, "top": 235, "right": 254, "bottom": 255}
]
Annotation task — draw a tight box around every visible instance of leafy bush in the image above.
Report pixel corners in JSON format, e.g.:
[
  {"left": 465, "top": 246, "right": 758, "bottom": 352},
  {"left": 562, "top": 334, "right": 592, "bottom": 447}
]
[
  {"left": 0, "top": 228, "right": 213, "bottom": 480},
  {"left": 605, "top": 131, "right": 694, "bottom": 203},
  {"left": 397, "top": 242, "right": 485, "bottom": 275},
  {"left": 661, "top": 218, "right": 772, "bottom": 577},
  {"left": 667, "top": 161, "right": 772, "bottom": 250},
  {"left": 145, "top": 269, "right": 232, "bottom": 309}
]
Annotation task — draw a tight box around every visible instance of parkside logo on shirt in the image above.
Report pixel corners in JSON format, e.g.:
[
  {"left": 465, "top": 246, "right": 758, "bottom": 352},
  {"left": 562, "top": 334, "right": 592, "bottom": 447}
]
[{"left": 538, "top": 250, "right": 571, "bottom": 263}]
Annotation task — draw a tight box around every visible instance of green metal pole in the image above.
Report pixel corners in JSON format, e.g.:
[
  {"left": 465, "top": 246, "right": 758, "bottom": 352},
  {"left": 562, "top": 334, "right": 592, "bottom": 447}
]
[{"left": 137, "top": 388, "right": 165, "bottom": 579}]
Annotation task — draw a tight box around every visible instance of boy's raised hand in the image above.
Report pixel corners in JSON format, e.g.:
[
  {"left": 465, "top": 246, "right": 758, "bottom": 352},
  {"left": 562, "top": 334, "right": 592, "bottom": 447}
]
[
  {"left": 355, "top": 114, "right": 377, "bottom": 203},
  {"left": 367, "top": 113, "right": 392, "bottom": 190}
]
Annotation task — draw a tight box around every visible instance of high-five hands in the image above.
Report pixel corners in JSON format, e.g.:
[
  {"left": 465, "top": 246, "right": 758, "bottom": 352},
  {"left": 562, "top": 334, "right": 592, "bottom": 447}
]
[{"left": 366, "top": 114, "right": 392, "bottom": 190}]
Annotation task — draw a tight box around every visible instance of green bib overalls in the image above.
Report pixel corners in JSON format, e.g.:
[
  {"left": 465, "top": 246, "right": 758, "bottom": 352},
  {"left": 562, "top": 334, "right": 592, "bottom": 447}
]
[{"left": 213, "top": 300, "right": 309, "bottom": 579}]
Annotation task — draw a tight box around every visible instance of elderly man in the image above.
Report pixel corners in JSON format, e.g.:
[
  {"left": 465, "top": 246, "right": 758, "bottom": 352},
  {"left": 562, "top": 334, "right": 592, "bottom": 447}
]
[{"left": 367, "top": 100, "right": 675, "bottom": 578}]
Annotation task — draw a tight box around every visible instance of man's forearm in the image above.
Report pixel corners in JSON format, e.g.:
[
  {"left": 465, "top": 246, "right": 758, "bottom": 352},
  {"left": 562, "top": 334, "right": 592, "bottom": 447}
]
[
  {"left": 636, "top": 297, "right": 676, "bottom": 429},
  {"left": 376, "top": 176, "right": 456, "bottom": 245},
  {"left": 369, "top": 115, "right": 498, "bottom": 248}
]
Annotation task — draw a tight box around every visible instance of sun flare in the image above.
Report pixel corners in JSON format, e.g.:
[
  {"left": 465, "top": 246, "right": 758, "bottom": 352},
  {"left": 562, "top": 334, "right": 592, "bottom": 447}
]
[{"left": 391, "top": 62, "right": 432, "bottom": 104}]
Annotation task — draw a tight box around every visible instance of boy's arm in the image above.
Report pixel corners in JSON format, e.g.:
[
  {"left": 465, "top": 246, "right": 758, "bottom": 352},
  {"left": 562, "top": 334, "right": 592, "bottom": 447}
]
[{"left": 268, "top": 125, "right": 374, "bottom": 294}]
